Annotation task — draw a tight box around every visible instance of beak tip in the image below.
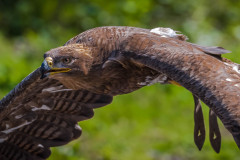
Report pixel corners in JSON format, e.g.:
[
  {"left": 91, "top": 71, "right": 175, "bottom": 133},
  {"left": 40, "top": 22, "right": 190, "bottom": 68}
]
[{"left": 40, "top": 60, "right": 51, "bottom": 79}]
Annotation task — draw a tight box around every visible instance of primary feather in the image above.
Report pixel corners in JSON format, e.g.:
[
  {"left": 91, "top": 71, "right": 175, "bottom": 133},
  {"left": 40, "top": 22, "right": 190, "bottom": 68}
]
[{"left": 0, "top": 69, "right": 112, "bottom": 159}]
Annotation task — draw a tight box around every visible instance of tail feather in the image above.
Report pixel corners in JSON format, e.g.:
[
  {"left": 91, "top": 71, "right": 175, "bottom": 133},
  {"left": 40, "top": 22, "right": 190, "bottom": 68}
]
[{"left": 190, "top": 43, "right": 231, "bottom": 55}]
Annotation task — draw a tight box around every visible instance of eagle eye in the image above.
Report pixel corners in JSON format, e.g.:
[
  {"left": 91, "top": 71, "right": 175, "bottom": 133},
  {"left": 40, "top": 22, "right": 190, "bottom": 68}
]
[{"left": 62, "top": 57, "right": 72, "bottom": 64}]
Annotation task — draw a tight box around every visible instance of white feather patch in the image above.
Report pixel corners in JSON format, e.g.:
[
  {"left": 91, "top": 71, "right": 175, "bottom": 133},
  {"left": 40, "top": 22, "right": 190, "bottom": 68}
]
[
  {"left": 38, "top": 144, "right": 44, "bottom": 148},
  {"left": 150, "top": 27, "right": 179, "bottom": 38},
  {"left": 42, "top": 85, "right": 72, "bottom": 93},
  {"left": 31, "top": 105, "right": 51, "bottom": 111},
  {"left": 2, "top": 121, "right": 33, "bottom": 134},
  {"left": 0, "top": 136, "right": 8, "bottom": 143},
  {"left": 75, "top": 124, "right": 82, "bottom": 130},
  {"left": 226, "top": 78, "right": 233, "bottom": 82},
  {"left": 138, "top": 75, "right": 168, "bottom": 86},
  {"left": 224, "top": 62, "right": 240, "bottom": 74}
]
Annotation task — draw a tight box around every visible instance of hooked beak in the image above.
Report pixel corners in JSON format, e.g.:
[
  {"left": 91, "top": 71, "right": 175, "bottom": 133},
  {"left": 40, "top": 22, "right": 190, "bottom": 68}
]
[{"left": 40, "top": 57, "right": 71, "bottom": 79}]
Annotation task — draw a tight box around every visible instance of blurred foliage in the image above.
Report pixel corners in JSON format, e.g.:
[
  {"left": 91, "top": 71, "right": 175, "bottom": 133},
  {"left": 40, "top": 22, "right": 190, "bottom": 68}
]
[{"left": 0, "top": 0, "right": 240, "bottom": 159}]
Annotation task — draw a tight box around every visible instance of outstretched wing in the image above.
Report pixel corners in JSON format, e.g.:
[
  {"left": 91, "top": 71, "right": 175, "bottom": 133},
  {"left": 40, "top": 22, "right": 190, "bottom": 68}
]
[
  {"left": 117, "top": 32, "right": 240, "bottom": 149},
  {"left": 0, "top": 68, "right": 113, "bottom": 160}
]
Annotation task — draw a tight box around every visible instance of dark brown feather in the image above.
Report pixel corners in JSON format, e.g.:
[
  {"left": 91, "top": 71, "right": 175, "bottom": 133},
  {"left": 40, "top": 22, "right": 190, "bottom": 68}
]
[
  {"left": 193, "top": 94, "right": 205, "bottom": 151},
  {"left": 209, "top": 109, "right": 221, "bottom": 153}
]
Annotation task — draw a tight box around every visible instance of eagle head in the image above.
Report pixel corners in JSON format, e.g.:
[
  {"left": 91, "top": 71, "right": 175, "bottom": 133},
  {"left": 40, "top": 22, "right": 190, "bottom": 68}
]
[{"left": 41, "top": 44, "right": 93, "bottom": 79}]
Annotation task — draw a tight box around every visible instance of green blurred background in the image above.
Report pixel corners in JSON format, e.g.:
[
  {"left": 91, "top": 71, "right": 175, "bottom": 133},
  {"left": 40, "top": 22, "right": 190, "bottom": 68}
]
[{"left": 0, "top": 0, "right": 240, "bottom": 159}]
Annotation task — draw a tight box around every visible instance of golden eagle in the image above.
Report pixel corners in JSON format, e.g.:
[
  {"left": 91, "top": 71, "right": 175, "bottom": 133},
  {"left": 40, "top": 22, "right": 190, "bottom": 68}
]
[{"left": 0, "top": 26, "right": 239, "bottom": 159}]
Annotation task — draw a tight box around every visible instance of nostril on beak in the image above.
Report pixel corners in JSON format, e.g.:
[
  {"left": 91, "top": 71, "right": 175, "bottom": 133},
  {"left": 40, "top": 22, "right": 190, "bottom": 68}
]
[
  {"left": 48, "top": 61, "right": 53, "bottom": 66},
  {"left": 45, "top": 57, "right": 53, "bottom": 67}
]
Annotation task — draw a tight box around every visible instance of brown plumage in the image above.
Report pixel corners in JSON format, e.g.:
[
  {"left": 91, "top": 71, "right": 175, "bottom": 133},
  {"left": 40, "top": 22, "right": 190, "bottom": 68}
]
[{"left": 0, "top": 26, "right": 239, "bottom": 159}]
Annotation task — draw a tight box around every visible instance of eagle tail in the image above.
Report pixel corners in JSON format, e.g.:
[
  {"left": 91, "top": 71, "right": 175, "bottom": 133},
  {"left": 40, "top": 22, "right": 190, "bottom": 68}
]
[{"left": 190, "top": 43, "right": 231, "bottom": 55}]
